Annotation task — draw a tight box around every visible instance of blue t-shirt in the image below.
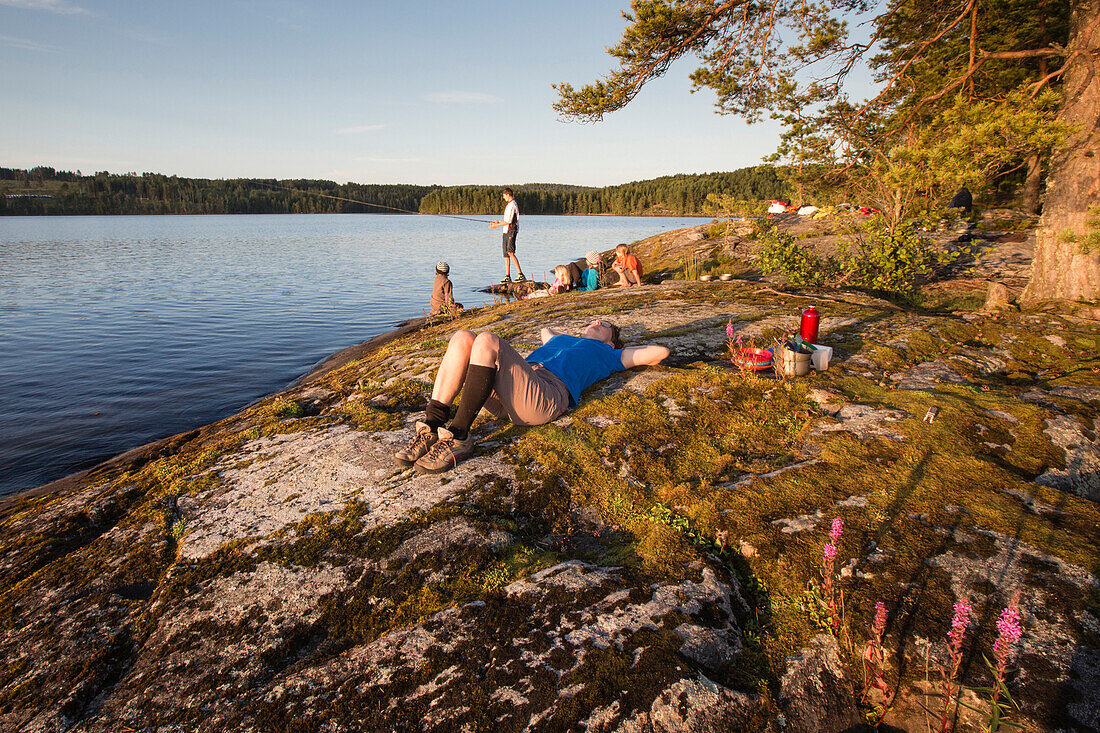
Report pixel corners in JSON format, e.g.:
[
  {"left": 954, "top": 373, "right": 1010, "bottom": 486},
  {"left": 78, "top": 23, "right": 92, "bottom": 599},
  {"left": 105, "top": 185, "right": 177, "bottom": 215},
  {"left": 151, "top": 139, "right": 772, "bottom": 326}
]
[
  {"left": 575, "top": 268, "right": 600, "bottom": 291},
  {"left": 526, "top": 335, "right": 624, "bottom": 406}
]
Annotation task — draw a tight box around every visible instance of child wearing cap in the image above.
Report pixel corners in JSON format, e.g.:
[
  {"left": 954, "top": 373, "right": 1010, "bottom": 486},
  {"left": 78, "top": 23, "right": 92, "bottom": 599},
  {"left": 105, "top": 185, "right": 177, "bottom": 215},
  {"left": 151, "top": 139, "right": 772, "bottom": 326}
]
[
  {"left": 576, "top": 250, "right": 602, "bottom": 291},
  {"left": 429, "top": 261, "right": 460, "bottom": 316}
]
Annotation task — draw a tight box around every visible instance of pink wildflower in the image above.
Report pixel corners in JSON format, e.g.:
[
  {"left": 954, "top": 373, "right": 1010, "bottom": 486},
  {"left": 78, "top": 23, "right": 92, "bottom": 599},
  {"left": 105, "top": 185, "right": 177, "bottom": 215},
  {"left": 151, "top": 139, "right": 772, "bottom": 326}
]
[
  {"left": 993, "top": 602, "right": 1023, "bottom": 663},
  {"left": 830, "top": 517, "right": 844, "bottom": 543},
  {"left": 948, "top": 599, "right": 972, "bottom": 651},
  {"left": 990, "top": 593, "right": 1023, "bottom": 713},
  {"left": 726, "top": 320, "right": 736, "bottom": 338},
  {"left": 939, "top": 598, "right": 972, "bottom": 732},
  {"left": 823, "top": 542, "right": 837, "bottom": 560},
  {"left": 864, "top": 600, "right": 893, "bottom": 709}
]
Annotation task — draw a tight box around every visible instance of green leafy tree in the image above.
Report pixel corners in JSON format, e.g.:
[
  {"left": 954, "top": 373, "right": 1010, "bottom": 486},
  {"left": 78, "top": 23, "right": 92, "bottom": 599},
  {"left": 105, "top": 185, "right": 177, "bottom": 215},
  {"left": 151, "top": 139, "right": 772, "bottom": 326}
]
[
  {"left": 555, "top": 0, "right": 1094, "bottom": 301},
  {"left": 763, "top": 78, "right": 839, "bottom": 207}
]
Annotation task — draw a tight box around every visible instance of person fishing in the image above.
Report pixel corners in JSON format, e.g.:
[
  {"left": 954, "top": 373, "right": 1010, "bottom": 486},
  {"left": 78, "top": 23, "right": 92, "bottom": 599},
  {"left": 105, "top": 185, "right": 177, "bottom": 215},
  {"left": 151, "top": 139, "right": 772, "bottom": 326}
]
[
  {"left": 394, "top": 320, "right": 669, "bottom": 473},
  {"left": 488, "top": 187, "right": 527, "bottom": 285}
]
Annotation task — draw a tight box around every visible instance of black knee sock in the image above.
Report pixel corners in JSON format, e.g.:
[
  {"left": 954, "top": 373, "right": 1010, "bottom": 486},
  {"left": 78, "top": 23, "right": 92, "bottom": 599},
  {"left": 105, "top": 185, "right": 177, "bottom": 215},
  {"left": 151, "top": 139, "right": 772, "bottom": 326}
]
[
  {"left": 448, "top": 364, "right": 497, "bottom": 440},
  {"left": 424, "top": 399, "right": 451, "bottom": 431}
]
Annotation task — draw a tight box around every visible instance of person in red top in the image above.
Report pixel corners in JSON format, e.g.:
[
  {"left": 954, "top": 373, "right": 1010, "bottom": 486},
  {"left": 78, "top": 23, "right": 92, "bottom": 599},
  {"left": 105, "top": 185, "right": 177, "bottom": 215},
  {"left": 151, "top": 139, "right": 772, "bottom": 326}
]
[{"left": 612, "top": 243, "right": 642, "bottom": 287}]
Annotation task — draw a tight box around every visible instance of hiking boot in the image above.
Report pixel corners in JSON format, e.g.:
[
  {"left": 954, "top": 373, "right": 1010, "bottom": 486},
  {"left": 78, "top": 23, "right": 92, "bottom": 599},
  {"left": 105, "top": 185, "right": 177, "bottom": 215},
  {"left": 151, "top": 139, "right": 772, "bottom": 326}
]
[
  {"left": 394, "top": 421, "right": 437, "bottom": 466},
  {"left": 514, "top": 273, "right": 527, "bottom": 282},
  {"left": 500, "top": 275, "right": 512, "bottom": 285},
  {"left": 414, "top": 427, "right": 475, "bottom": 473}
]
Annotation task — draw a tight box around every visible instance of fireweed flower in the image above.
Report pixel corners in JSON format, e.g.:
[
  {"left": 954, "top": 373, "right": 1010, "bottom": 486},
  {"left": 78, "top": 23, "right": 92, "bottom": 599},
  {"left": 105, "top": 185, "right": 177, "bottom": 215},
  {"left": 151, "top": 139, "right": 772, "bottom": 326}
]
[
  {"left": 939, "top": 598, "right": 972, "bottom": 732},
  {"left": 993, "top": 603, "right": 1023, "bottom": 663},
  {"left": 989, "top": 594, "right": 1024, "bottom": 714},
  {"left": 830, "top": 517, "right": 844, "bottom": 543},
  {"left": 949, "top": 599, "right": 972, "bottom": 651},
  {"left": 820, "top": 540, "right": 840, "bottom": 633},
  {"left": 864, "top": 600, "right": 892, "bottom": 707},
  {"left": 726, "top": 320, "right": 735, "bottom": 338}
]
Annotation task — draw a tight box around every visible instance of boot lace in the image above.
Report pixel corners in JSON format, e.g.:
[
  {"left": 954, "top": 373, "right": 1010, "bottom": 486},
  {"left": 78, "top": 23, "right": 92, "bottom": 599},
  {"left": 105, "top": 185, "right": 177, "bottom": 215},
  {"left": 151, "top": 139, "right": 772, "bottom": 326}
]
[
  {"left": 406, "top": 430, "right": 434, "bottom": 454},
  {"left": 423, "top": 437, "right": 458, "bottom": 467}
]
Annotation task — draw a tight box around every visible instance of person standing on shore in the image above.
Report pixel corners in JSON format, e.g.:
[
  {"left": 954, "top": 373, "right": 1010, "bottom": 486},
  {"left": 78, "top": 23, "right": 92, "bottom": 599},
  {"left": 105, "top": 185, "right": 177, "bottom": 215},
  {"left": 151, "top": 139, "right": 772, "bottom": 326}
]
[{"left": 489, "top": 187, "right": 527, "bottom": 285}]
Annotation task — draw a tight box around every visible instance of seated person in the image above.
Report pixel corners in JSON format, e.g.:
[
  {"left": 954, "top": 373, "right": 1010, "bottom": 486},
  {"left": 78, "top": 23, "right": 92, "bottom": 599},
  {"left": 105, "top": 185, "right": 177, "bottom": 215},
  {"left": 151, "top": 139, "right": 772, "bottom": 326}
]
[
  {"left": 394, "top": 321, "right": 670, "bottom": 473},
  {"left": 522, "top": 265, "right": 570, "bottom": 300},
  {"left": 429, "top": 261, "right": 462, "bottom": 315},
  {"left": 611, "top": 243, "right": 642, "bottom": 287},
  {"left": 576, "top": 250, "right": 601, "bottom": 291},
  {"left": 547, "top": 265, "right": 572, "bottom": 295}
]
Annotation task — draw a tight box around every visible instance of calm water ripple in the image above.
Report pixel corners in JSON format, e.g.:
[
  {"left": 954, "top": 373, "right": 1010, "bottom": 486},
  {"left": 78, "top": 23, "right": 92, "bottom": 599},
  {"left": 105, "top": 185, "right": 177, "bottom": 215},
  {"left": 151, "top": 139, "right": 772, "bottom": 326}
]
[{"left": 0, "top": 213, "right": 702, "bottom": 496}]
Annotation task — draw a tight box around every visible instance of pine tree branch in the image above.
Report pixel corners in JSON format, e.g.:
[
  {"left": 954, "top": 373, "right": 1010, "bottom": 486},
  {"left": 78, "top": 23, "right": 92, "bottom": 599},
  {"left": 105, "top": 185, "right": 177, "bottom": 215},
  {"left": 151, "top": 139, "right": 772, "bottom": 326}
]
[
  {"left": 856, "top": 0, "right": 978, "bottom": 117},
  {"left": 1027, "top": 55, "right": 1075, "bottom": 95},
  {"left": 980, "top": 47, "right": 1068, "bottom": 60},
  {"left": 631, "top": 0, "right": 744, "bottom": 90},
  {"left": 555, "top": 0, "right": 747, "bottom": 120}
]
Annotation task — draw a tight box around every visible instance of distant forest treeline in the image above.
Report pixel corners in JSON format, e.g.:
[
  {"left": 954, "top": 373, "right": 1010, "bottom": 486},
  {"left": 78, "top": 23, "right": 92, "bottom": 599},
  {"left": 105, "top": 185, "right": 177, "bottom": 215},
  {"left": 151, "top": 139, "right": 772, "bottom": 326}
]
[
  {"left": 0, "top": 168, "right": 434, "bottom": 216},
  {"left": 1, "top": 165, "right": 785, "bottom": 216},
  {"left": 419, "top": 168, "right": 784, "bottom": 215}
]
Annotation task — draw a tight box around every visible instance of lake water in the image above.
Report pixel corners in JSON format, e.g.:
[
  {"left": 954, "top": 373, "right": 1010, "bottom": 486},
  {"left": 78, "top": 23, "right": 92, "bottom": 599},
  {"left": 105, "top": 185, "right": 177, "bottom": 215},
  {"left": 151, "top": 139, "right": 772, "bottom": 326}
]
[{"left": 0, "top": 213, "right": 703, "bottom": 496}]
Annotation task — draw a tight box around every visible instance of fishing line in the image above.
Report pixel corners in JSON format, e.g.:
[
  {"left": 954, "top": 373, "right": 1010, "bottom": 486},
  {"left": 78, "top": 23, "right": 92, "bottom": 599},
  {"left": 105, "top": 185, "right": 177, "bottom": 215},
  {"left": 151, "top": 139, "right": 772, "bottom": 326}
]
[{"left": 255, "top": 181, "right": 492, "bottom": 224}]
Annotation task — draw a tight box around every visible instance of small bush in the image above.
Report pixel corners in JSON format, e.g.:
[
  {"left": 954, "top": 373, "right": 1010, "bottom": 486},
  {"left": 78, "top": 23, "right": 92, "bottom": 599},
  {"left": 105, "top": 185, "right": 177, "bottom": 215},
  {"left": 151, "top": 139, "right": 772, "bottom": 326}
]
[
  {"left": 267, "top": 398, "right": 305, "bottom": 419},
  {"left": 840, "top": 225, "right": 958, "bottom": 295},
  {"left": 707, "top": 221, "right": 731, "bottom": 239},
  {"left": 682, "top": 251, "right": 703, "bottom": 280},
  {"left": 755, "top": 220, "right": 958, "bottom": 297},
  {"left": 756, "top": 229, "right": 827, "bottom": 286},
  {"left": 1059, "top": 205, "right": 1100, "bottom": 254}
]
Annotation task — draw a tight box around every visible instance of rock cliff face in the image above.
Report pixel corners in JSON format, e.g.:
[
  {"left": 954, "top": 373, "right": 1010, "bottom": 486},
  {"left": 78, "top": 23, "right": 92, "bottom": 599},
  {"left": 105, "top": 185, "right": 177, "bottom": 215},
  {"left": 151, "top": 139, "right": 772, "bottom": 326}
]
[{"left": 1, "top": 225, "right": 1098, "bottom": 732}]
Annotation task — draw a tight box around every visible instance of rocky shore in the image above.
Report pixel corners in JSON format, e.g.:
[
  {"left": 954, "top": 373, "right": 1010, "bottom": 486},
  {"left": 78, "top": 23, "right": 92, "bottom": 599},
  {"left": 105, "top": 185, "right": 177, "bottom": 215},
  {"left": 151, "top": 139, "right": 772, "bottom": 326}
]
[{"left": 1, "top": 216, "right": 1098, "bottom": 732}]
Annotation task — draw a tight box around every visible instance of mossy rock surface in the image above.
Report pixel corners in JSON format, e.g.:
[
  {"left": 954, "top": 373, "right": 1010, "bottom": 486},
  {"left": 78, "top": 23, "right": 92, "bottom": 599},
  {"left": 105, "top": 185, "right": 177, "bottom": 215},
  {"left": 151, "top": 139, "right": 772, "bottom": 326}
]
[{"left": 1, "top": 225, "right": 1098, "bottom": 732}]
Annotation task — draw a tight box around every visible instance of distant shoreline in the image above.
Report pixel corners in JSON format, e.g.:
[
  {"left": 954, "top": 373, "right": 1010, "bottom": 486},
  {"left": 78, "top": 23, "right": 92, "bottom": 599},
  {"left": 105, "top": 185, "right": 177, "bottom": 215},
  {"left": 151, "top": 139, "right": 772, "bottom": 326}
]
[
  {"left": 1, "top": 165, "right": 784, "bottom": 217},
  {"left": 0, "top": 211, "right": 712, "bottom": 218}
]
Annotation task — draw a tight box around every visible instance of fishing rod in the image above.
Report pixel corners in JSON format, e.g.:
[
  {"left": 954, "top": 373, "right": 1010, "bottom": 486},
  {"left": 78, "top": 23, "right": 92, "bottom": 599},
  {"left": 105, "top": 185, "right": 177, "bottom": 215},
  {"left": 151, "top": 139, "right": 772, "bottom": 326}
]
[{"left": 255, "top": 181, "right": 492, "bottom": 224}]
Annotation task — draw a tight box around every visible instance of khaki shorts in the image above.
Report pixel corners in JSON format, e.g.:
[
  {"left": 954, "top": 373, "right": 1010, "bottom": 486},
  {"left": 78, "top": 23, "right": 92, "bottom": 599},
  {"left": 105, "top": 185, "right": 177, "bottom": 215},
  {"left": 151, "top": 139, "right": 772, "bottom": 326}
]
[{"left": 483, "top": 340, "right": 570, "bottom": 426}]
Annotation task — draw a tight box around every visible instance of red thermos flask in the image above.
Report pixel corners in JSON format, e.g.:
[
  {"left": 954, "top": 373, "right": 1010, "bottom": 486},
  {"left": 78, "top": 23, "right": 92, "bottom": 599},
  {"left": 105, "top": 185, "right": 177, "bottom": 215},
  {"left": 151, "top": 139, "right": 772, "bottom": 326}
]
[{"left": 800, "top": 306, "right": 820, "bottom": 344}]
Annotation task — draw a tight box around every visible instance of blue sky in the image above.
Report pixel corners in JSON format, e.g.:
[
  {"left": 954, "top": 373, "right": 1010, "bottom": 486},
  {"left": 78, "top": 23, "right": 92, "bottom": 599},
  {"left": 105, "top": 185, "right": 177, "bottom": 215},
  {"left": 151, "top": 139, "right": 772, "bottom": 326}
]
[{"left": 1, "top": 0, "right": 789, "bottom": 186}]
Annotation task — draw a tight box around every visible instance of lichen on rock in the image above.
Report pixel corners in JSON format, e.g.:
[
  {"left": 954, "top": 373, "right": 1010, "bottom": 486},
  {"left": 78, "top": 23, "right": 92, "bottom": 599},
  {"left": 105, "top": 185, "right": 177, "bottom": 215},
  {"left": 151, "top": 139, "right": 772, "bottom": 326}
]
[{"left": 1, "top": 223, "right": 1098, "bottom": 732}]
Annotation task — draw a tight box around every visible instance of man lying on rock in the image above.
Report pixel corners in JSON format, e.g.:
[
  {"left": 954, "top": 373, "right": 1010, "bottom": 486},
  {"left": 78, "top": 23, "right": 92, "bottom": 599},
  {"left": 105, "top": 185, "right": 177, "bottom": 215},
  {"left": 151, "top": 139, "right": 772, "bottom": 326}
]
[{"left": 395, "top": 321, "right": 670, "bottom": 473}]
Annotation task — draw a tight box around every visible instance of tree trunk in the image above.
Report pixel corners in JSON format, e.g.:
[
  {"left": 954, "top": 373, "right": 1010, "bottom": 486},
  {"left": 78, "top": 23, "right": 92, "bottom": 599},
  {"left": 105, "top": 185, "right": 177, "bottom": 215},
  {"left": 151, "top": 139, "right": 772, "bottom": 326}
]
[
  {"left": 1021, "top": 154, "right": 1043, "bottom": 215},
  {"left": 1023, "top": 0, "right": 1100, "bottom": 304}
]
